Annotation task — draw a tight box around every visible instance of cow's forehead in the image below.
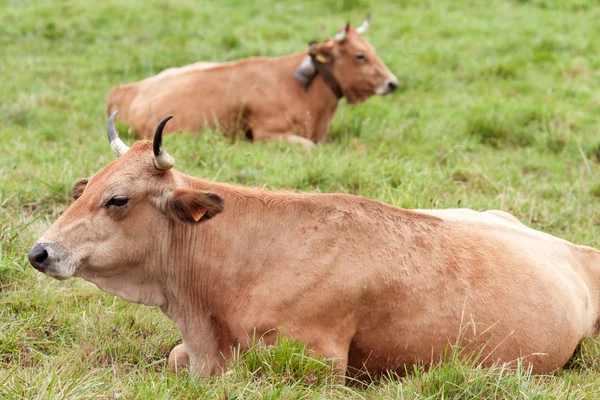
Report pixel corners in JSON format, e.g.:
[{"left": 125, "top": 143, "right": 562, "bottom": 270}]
[
  {"left": 84, "top": 141, "right": 155, "bottom": 196},
  {"left": 332, "top": 30, "right": 374, "bottom": 55},
  {"left": 347, "top": 33, "right": 374, "bottom": 52}
]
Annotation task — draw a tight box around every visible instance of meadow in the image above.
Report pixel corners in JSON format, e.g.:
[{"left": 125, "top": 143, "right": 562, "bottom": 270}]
[{"left": 2, "top": 0, "right": 600, "bottom": 398}]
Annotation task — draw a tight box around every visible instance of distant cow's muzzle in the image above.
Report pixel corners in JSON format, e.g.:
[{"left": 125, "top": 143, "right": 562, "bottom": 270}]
[
  {"left": 376, "top": 75, "right": 400, "bottom": 95},
  {"left": 28, "top": 242, "right": 72, "bottom": 279}
]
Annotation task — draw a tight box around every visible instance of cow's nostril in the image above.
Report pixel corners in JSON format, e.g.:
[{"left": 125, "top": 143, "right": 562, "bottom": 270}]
[
  {"left": 34, "top": 249, "right": 48, "bottom": 263},
  {"left": 387, "top": 81, "right": 398, "bottom": 92},
  {"left": 28, "top": 244, "right": 49, "bottom": 271}
]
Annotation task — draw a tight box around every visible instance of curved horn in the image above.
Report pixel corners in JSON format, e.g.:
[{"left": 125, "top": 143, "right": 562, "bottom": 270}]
[
  {"left": 356, "top": 13, "right": 371, "bottom": 35},
  {"left": 334, "top": 22, "right": 350, "bottom": 42},
  {"left": 153, "top": 115, "right": 175, "bottom": 171},
  {"left": 107, "top": 111, "right": 130, "bottom": 157}
]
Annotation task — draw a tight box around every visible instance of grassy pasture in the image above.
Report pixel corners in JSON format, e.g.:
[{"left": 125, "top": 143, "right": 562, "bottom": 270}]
[{"left": 3, "top": 0, "right": 600, "bottom": 398}]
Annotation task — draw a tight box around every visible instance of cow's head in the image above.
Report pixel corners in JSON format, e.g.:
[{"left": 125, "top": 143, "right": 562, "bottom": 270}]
[
  {"left": 294, "top": 14, "right": 399, "bottom": 104},
  {"left": 28, "top": 112, "right": 224, "bottom": 292}
]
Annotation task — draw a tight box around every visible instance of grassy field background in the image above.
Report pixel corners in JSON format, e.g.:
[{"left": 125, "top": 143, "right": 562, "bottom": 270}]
[{"left": 3, "top": 0, "right": 600, "bottom": 398}]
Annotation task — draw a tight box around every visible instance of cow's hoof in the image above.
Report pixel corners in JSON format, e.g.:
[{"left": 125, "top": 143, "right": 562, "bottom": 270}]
[{"left": 168, "top": 343, "right": 190, "bottom": 373}]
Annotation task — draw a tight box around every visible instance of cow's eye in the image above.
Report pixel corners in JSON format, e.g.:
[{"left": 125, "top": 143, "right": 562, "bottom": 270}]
[
  {"left": 104, "top": 196, "right": 129, "bottom": 208},
  {"left": 355, "top": 53, "right": 366, "bottom": 61}
]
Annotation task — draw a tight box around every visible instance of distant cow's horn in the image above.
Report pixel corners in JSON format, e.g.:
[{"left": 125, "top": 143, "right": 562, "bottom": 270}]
[
  {"left": 107, "top": 111, "right": 130, "bottom": 157},
  {"left": 334, "top": 22, "right": 350, "bottom": 42},
  {"left": 356, "top": 13, "right": 371, "bottom": 35},
  {"left": 153, "top": 115, "right": 175, "bottom": 171}
]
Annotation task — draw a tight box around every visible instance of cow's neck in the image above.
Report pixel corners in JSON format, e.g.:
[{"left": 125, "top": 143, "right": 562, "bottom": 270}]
[
  {"left": 310, "top": 69, "right": 343, "bottom": 102},
  {"left": 305, "top": 59, "right": 344, "bottom": 99},
  {"left": 297, "top": 55, "right": 341, "bottom": 104},
  {"left": 286, "top": 52, "right": 341, "bottom": 140},
  {"left": 160, "top": 175, "right": 308, "bottom": 328},
  {"left": 80, "top": 264, "right": 167, "bottom": 307}
]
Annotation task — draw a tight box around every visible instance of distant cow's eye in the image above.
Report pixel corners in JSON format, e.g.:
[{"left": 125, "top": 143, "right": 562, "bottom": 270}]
[
  {"left": 104, "top": 196, "right": 129, "bottom": 208},
  {"left": 355, "top": 53, "right": 366, "bottom": 61}
]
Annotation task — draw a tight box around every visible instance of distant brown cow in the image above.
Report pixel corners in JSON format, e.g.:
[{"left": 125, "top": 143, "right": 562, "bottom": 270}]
[
  {"left": 29, "top": 113, "right": 599, "bottom": 378},
  {"left": 106, "top": 15, "right": 398, "bottom": 146}
]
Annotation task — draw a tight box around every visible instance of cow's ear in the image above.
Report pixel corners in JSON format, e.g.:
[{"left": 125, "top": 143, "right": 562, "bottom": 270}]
[
  {"left": 168, "top": 188, "right": 224, "bottom": 223},
  {"left": 309, "top": 40, "right": 333, "bottom": 63},
  {"left": 71, "top": 178, "right": 89, "bottom": 201}
]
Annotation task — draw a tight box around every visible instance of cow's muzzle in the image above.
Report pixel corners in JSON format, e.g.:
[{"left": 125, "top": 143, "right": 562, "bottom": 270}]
[
  {"left": 376, "top": 76, "right": 400, "bottom": 95},
  {"left": 28, "top": 242, "right": 71, "bottom": 279},
  {"left": 29, "top": 243, "right": 50, "bottom": 272}
]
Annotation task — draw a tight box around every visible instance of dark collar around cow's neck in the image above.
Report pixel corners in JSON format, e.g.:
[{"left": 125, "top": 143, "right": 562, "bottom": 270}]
[
  {"left": 294, "top": 55, "right": 344, "bottom": 99},
  {"left": 311, "top": 56, "right": 344, "bottom": 99}
]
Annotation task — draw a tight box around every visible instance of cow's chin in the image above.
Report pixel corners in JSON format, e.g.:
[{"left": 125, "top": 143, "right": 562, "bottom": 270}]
[
  {"left": 345, "top": 91, "right": 372, "bottom": 105},
  {"left": 375, "top": 84, "right": 393, "bottom": 96},
  {"left": 49, "top": 274, "right": 70, "bottom": 281},
  {"left": 44, "top": 263, "right": 78, "bottom": 281}
]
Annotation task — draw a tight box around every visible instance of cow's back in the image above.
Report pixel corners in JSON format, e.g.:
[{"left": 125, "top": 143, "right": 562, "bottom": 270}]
[
  {"left": 106, "top": 84, "right": 139, "bottom": 123},
  {"left": 106, "top": 61, "right": 241, "bottom": 137},
  {"left": 105, "top": 52, "right": 336, "bottom": 140},
  {"left": 107, "top": 57, "right": 285, "bottom": 138}
]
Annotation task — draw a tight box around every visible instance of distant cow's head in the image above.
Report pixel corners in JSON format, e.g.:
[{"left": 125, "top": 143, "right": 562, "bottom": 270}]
[
  {"left": 28, "top": 113, "right": 224, "bottom": 297},
  {"left": 295, "top": 14, "right": 399, "bottom": 104}
]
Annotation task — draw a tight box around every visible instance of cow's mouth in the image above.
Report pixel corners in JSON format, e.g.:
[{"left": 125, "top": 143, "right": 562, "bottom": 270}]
[
  {"left": 49, "top": 273, "right": 69, "bottom": 281},
  {"left": 42, "top": 264, "right": 76, "bottom": 281}
]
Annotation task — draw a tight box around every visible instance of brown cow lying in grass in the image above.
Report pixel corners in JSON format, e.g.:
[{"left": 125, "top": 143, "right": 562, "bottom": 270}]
[
  {"left": 106, "top": 15, "right": 398, "bottom": 146},
  {"left": 29, "top": 113, "right": 599, "bottom": 378}
]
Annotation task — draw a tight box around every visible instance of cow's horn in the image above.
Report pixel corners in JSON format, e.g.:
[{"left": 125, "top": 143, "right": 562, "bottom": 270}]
[
  {"left": 107, "top": 111, "right": 130, "bottom": 157},
  {"left": 356, "top": 13, "right": 371, "bottom": 35},
  {"left": 334, "top": 22, "right": 350, "bottom": 42},
  {"left": 153, "top": 115, "right": 175, "bottom": 171}
]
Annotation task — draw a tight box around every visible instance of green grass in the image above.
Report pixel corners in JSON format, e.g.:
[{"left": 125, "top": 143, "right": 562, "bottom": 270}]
[{"left": 3, "top": 0, "right": 600, "bottom": 397}]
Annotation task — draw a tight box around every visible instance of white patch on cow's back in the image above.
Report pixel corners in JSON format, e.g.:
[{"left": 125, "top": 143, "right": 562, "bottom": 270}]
[
  {"left": 484, "top": 210, "right": 526, "bottom": 226},
  {"left": 413, "top": 207, "right": 578, "bottom": 248},
  {"left": 141, "top": 61, "right": 237, "bottom": 85},
  {"left": 156, "top": 62, "right": 221, "bottom": 78},
  {"left": 415, "top": 208, "right": 518, "bottom": 227}
]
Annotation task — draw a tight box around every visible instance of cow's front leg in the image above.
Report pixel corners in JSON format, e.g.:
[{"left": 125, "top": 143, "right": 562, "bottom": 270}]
[
  {"left": 168, "top": 343, "right": 190, "bottom": 372},
  {"left": 302, "top": 337, "right": 350, "bottom": 383},
  {"left": 177, "top": 327, "right": 228, "bottom": 376},
  {"left": 279, "top": 134, "right": 316, "bottom": 149},
  {"left": 251, "top": 129, "right": 316, "bottom": 149}
]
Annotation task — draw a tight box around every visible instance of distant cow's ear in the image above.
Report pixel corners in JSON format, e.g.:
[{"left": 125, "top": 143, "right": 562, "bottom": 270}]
[
  {"left": 168, "top": 188, "right": 224, "bottom": 223},
  {"left": 71, "top": 178, "right": 89, "bottom": 201},
  {"left": 309, "top": 40, "right": 333, "bottom": 64}
]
